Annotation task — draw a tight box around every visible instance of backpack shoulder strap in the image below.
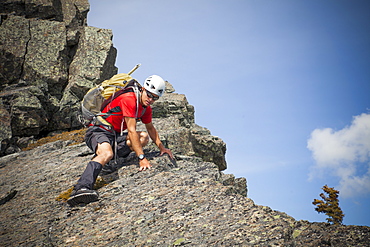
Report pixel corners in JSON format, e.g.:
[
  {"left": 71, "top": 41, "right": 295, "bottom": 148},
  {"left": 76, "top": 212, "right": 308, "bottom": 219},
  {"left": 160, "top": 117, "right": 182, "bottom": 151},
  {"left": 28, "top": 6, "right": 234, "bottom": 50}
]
[
  {"left": 100, "top": 79, "right": 141, "bottom": 112},
  {"left": 100, "top": 87, "right": 134, "bottom": 112}
]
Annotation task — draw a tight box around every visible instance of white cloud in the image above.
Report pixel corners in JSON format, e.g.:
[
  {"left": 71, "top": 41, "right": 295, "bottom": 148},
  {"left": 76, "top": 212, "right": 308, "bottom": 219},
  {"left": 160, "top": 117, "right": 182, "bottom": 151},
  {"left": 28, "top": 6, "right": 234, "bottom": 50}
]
[{"left": 307, "top": 113, "right": 370, "bottom": 197}]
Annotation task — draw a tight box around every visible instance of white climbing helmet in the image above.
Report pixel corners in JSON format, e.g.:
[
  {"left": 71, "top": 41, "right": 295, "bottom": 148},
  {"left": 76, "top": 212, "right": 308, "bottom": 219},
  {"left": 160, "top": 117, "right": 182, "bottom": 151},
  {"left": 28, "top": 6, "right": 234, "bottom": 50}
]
[{"left": 143, "top": 75, "right": 166, "bottom": 97}]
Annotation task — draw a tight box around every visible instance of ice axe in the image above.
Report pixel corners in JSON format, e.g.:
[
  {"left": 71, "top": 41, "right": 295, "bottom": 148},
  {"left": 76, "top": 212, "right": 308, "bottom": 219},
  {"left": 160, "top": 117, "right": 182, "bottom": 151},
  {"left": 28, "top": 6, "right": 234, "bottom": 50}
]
[{"left": 128, "top": 63, "right": 141, "bottom": 75}]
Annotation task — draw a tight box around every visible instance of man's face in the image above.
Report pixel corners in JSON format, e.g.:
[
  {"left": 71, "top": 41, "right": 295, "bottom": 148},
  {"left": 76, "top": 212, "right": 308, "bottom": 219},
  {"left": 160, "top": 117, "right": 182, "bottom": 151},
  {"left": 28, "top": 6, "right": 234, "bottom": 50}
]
[{"left": 141, "top": 89, "right": 159, "bottom": 107}]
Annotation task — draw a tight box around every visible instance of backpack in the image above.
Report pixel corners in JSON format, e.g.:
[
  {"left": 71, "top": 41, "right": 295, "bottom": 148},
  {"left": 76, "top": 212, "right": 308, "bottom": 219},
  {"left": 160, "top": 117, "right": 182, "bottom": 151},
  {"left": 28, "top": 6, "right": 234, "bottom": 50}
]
[{"left": 80, "top": 65, "right": 143, "bottom": 128}]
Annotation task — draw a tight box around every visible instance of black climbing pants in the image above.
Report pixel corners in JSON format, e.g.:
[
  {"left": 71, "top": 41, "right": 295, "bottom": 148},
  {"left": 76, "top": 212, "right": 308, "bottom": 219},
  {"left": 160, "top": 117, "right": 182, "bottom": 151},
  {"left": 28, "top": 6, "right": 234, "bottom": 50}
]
[{"left": 74, "top": 161, "right": 103, "bottom": 191}]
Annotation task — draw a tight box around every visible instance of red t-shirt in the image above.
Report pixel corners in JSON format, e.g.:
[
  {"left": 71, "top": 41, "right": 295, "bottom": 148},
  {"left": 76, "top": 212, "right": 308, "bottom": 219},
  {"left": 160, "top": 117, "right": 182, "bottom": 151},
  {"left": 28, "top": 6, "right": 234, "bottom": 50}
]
[{"left": 101, "top": 92, "right": 152, "bottom": 133}]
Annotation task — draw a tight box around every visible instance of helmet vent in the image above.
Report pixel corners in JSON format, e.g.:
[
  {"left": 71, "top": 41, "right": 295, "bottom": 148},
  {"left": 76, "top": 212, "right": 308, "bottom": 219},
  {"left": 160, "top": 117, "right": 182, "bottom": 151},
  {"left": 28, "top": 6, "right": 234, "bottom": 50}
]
[{"left": 143, "top": 75, "right": 165, "bottom": 97}]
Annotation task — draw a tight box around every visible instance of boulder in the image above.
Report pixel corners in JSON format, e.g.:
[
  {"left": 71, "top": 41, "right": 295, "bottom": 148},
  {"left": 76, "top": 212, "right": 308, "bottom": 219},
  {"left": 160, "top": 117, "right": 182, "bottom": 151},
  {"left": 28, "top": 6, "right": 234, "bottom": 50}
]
[
  {"left": 56, "top": 26, "right": 117, "bottom": 130},
  {"left": 0, "top": 15, "right": 30, "bottom": 86},
  {"left": 0, "top": 0, "right": 117, "bottom": 152},
  {"left": 0, "top": 101, "right": 12, "bottom": 143},
  {"left": 0, "top": 85, "right": 48, "bottom": 136},
  {"left": 0, "top": 0, "right": 89, "bottom": 25}
]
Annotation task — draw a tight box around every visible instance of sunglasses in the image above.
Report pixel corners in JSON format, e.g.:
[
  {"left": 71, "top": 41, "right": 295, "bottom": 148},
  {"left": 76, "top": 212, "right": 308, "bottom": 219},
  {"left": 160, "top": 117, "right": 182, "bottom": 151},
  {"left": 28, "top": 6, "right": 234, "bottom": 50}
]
[{"left": 146, "top": 90, "right": 159, "bottom": 101}]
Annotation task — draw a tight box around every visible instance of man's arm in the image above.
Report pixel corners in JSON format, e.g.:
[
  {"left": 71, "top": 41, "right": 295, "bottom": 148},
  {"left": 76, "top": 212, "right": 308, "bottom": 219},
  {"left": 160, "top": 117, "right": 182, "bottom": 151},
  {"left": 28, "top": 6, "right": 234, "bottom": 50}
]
[
  {"left": 145, "top": 122, "right": 174, "bottom": 159},
  {"left": 125, "top": 116, "right": 151, "bottom": 171}
]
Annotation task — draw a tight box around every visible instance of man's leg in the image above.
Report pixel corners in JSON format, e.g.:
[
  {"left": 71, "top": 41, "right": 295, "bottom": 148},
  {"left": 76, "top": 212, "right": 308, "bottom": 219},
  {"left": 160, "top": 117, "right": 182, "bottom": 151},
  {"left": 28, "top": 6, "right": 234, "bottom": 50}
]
[
  {"left": 101, "top": 131, "right": 148, "bottom": 174},
  {"left": 67, "top": 143, "right": 113, "bottom": 206},
  {"left": 74, "top": 142, "right": 113, "bottom": 189},
  {"left": 113, "top": 131, "right": 149, "bottom": 159},
  {"left": 92, "top": 142, "right": 114, "bottom": 166},
  {"left": 126, "top": 131, "right": 149, "bottom": 148}
]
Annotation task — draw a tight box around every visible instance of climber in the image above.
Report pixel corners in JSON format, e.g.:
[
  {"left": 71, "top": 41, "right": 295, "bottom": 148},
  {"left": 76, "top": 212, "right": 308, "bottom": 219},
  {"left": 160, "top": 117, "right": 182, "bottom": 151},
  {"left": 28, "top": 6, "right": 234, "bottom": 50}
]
[{"left": 67, "top": 75, "right": 174, "bottom": 207}]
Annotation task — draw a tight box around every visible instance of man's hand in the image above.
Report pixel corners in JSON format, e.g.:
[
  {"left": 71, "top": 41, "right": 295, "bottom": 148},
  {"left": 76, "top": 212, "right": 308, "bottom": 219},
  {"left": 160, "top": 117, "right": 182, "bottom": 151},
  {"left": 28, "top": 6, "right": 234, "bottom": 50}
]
[
  {"left": 139, "top": 158, "right": 152, "bottom": 171},
  {"left": 160, "top": 148, "right": 174, "bottom": 160},
  {"left": 146, "top": 122, "right": 174, "bottom": 160}
]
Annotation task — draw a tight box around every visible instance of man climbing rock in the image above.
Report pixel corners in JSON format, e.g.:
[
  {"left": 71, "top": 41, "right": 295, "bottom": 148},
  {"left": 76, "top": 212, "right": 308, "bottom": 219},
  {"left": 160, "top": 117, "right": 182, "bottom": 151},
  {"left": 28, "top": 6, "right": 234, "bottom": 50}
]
[{"left": 67, "top": 75, "right": 174, "bottom": 206}]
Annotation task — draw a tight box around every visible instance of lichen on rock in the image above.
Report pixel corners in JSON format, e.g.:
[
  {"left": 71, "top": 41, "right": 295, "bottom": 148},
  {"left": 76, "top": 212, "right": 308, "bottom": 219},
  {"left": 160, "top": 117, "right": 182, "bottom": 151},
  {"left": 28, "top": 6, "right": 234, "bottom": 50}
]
[{"left": 0, "top": 1, "right": 369, "bottom": 246}]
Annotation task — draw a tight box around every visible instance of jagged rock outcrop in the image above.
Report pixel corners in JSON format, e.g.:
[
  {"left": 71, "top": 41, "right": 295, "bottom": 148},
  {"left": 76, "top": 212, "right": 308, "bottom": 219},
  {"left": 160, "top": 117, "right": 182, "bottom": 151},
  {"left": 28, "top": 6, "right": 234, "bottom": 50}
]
[
  {"left": 146, "top": 83, "right": 227, "bottom": 171},
  {"left": 0, "top": 0, "right": 117, "bottom": 154}
]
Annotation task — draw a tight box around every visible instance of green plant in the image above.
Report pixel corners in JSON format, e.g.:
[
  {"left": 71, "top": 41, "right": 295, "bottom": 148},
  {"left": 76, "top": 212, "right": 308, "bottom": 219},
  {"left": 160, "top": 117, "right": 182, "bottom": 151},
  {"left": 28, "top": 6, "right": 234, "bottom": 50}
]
[
  {"left": 56, "top": 177, "right": 107, "bottom": 202},
  {"left": 312, "top": 185, "right": 344, "bottom": 225}
]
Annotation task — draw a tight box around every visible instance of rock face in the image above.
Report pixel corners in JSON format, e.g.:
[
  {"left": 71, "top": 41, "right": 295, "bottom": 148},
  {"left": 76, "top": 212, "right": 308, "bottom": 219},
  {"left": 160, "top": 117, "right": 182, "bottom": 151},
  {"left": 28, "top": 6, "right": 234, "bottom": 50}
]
[
  {"left": 0, "top": 0, "right": 117, "bottom": 154},
  {"left": 0, "top": 136, "right": 369, "bottom": 246}
]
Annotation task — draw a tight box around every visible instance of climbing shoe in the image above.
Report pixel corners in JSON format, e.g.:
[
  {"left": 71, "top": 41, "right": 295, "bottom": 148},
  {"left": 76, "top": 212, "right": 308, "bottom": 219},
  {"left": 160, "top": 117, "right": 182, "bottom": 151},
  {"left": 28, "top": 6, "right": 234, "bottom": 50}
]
[{"left": 67, "top": 188, "right": 99, "bottom": 207}]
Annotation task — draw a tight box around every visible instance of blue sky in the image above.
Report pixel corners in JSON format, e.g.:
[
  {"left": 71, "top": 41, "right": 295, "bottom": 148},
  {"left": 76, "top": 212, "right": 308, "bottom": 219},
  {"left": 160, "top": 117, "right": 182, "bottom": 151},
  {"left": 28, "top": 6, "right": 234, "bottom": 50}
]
[{"left": 88, "top": 0, "right": 370, "bottom": 226}]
